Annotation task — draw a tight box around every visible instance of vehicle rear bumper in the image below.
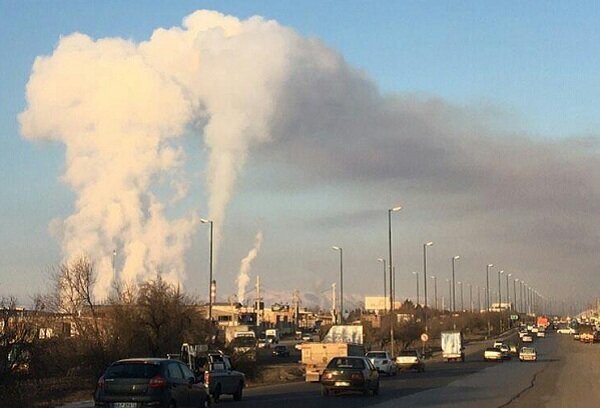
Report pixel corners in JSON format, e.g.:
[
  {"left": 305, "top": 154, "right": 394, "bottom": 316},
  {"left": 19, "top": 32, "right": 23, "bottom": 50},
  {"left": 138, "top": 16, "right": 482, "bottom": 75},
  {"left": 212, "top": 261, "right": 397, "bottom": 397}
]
[{"left": 321, "top": 379, "right": 367, "bottom": 391}]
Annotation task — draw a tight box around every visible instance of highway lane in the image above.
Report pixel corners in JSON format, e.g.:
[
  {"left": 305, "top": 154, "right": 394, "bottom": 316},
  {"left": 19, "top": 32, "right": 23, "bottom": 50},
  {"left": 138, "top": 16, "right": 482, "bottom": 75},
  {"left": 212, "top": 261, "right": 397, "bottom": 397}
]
[
  {"left": 507, "top": 333, "right": 600, "bottom": 407},
  {"left": 216, "top": 332, "right": 529, "bottom": 408}
]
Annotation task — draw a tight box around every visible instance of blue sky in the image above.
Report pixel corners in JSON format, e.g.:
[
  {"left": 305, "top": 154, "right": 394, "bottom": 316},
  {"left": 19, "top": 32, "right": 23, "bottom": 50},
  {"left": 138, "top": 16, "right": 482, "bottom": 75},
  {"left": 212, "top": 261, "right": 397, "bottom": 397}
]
[{"left": 2, "top": 1, "right": 600, "bottom": 308}]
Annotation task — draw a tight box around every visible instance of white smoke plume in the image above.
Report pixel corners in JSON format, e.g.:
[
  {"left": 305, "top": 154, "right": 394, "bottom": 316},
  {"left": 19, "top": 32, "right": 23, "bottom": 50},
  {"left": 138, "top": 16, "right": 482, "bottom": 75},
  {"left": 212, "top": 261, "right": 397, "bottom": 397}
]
[{"left": 237, "top": 231, "right": 263, "bottom": 304}]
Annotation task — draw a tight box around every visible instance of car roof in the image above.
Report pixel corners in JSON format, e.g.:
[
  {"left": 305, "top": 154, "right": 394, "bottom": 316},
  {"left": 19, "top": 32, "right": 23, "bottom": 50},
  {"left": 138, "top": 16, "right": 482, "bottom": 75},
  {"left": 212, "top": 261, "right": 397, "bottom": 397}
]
[{"left": 114, "top": 358, "right": 168, "bottom": 365}]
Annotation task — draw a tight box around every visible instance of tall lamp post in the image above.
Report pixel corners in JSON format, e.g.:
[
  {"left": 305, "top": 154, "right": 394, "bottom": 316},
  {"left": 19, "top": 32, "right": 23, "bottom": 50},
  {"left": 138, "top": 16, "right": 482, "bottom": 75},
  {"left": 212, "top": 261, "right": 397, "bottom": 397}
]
[
  {"left": 506, "top": 273, "right": 512, "bottom": 310},
  {"left": 514, "top": 278, "right": 519, "bottom": 313},
  {"left": 446, "top": 279, "right": 451, "bottom": 311},
  {"left": 412, "top": 271, "right": 420, "bottom": 306},
  {"left": 468, "top": 283, "right": 473, "bottom": 313},
  {"left": 431, "top": 276, "right": 438, "bottom": 310},
  {"left": 388, "top": 205, "right": 402, "bottom": 357},
  {"left": 331, "top": 246, "right": 343, "bottom": 323},
  {"left": 200, "top": 218, "right": 214, "bottom": 321},
  {"left": 423, "top": 241, "right": 434, "bottom": 332},
  {"left": 452, "top": 256, "right": 460, "bottom": 312},
  {"left": 486, "top": 264, "right": 493, "bottom": 337},
  {"left": 377, "top": 258, "right": 387, "bottom": 311},
  {"left": 458, "top": 281, "right": 464, "bottom": 311},
  {"left": 498, "top": 270, "right": 504, "bottom": 308}
]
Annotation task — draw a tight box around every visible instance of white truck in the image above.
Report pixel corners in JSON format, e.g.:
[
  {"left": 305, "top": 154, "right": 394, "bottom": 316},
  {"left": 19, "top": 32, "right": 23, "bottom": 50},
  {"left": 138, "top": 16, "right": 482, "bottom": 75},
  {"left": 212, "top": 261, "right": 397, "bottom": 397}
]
[
  {"left": 265, "top": 328, "right": 280, "bottom": 344},
  {"left": 441, "top": 331, "right": 465, "bottom": 362}
]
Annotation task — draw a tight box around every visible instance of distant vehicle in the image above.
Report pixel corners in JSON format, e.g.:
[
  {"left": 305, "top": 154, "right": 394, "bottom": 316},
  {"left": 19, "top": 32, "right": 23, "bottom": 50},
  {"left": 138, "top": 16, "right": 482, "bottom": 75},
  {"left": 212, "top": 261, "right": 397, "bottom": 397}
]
[
  {"left": 531, "top": 327, "right": 539, "bottom": 333},
  {"left": 509, "top": 343, "right": 518, "bottom": 354},
  {"left": 522, "top": 334, "right": 534, "bottom": 343},
  {"left": 257, "top": 339, "right": 269, "bottom": 349},
  {"left": 536, "top": 331, "right": 546, "bottom": 338},
  {"left": 484, "top": 348, "right": 503, "bottom": 362},
  {"left": 573, "top": 332, "right": 581, "bottom": 340},
  {"left": 441, "top": 331, "right": 465, "bottom": 362},
  {"left": 395, "top": 350, "right": 425, "bottom": 372},
  {"left": 557, "top": 327, "right": 575, "bottom": 334},
  {"left": 272, "top": 345, "right": 290, "bottom": 357},
  {"left": 365, "top": 351, "right": 397, "bottom": 376},
  {"left": 320, "top": 356, "right": 379, "bottom": 396},
  {"left": 265, "top": 329, "right": 280, "bottom": 344},
  {"left": 536, "top": 316, "right": 550, "bottom": 329},
  {"left": 302, "top": 334, "right": 313, "bottom": 341},
  {"left": 94, "top": 358, "right": 210, "bottom": 408},
  {"left": 519, "top": 330, "right": 528, "bottom": 338},
  {"left": 519, "top": 347, "right": 537, "bottom": 362},
  {"left": 497, "top": 344, "right": 511, "bottom": 359},
  {"left": 493, "top": 341, "right": 504, "bottom": 348}
]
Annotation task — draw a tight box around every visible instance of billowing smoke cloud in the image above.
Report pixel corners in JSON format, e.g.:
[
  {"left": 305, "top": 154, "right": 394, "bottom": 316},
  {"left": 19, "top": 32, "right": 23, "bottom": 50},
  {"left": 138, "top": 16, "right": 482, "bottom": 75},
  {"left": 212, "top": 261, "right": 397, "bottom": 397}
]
[
  {"left": 18, "top": 9, "right": 600, "bottom": 303},
  {"left": 237, "top": 231, "right": 263, "bottom": 304}
]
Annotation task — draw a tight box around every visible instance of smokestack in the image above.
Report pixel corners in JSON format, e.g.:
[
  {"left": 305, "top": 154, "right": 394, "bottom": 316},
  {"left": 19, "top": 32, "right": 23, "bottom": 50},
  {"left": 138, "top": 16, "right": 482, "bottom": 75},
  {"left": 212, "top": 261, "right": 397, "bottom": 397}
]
[{"left": 237, "top": 231, "right": 263, "bottom": 304}]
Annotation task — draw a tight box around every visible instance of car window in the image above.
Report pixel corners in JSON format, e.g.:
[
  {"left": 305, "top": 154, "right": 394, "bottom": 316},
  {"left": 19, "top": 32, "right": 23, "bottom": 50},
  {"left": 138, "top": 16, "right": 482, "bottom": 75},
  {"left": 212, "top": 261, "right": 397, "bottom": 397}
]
[
  {"left": 224, "top": 357, "right": 232, "bottom": 370},
  {"left": 327, "top": 357, "right": 365, "bottom": 369},
  {"left": 105, "top": 362, "right": 161, "bottom": 379},
  {"left": 365, "top": 358, "right": 376, "bottom": 370},
  {"left": 179, "top": 363, "right": 195, "bottom": 380},
  {"left": 399, "top": 350, "right": 417, "bottom": 357},
  {"left": 366, "top": 352, "right": 387, "bottom": 359},
  {"left": 167, "top": 362, "right": 185, "bottom": 380}
]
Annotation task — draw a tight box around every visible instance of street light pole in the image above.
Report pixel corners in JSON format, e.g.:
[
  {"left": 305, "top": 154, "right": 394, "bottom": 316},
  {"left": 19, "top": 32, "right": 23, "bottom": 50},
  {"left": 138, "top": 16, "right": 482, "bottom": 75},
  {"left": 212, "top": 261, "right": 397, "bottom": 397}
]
[
  {"left": 200, "top": 218, "right": 214, "bottom": 321},
  {"left": 498, "top": 270, "right": 504, "bottom": 309},
  {"left": 378, "top": 258, "right": 387, "bottom": 311},
  {"left": 486, "top": 264, "right": 493, "bottom": 337},
  {"left": 506, "top": 273, "right": 512, "bottom": 310},
  {"left": 431, "top": 276, "right": 438, "bottom": 310},
  {"left": 388, "top": 206, "right": 401, "bottom": 358},
  {"left": 446, "top": 279, "right": 451, "bottom": 311},
  {"left": 332, "top": 246, "right": 343, "bottom": 323},
  {"left": 514, "top": 279, "right": 519, "bottom": 313},
  {"left": 468, "top": 283, "right": 473, "bottom": 313},
  {"left": 423, "top": 241, "right": 433, "bottom": 332},
  {"left": 412, "top": 272, "right": 419, "bottom": 306},
  {"left": 458, "top": 281, "right": 464, "bottom": 311},
  {"left": 452, "top": 256, "right": 460, "bottom": 312}
]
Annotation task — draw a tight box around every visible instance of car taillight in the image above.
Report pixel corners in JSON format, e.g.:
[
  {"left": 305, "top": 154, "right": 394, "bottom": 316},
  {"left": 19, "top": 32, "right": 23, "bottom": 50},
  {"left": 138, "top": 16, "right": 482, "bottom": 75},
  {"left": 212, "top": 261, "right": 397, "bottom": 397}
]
[
  {"left": 97, "top": 375, "right": 105, "bottom": 390},
  {"left": 203, "top": 371, "right": 210, "bottom": 386},
  {"left": 149, "top": 375, "right": 167, "bottom": 389},
  {"left": 351, "top": 372, "right": 364, "bottom": 381}
]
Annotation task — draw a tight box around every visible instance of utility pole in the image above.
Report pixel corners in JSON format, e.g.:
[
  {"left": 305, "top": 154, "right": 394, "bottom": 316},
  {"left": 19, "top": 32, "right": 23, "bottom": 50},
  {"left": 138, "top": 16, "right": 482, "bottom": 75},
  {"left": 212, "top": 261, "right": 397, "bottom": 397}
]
[
  {"left": 293, "top": 289, "right": 300, "bottom": 327},
  {"left": 332, "top": 283, "right": 337, "bottom": 323}
]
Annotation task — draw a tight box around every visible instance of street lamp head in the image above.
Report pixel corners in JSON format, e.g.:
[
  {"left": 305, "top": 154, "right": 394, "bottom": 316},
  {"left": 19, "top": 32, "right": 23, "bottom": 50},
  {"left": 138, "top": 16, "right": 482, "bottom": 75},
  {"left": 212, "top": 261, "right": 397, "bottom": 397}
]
[
  {"left": 487, "top": 263, "right": 494, "bottom": 268},
  {"left": 200, "top": 218, "right": 212, "bottom": 224},
  {"left": 453, "top": 255, "right": 460, "bottom": 260},
  {"left": 390, "top": 206, "right": 403, "bottom": 212},
  {"left": 508, "top": 273, "right": 512, "bottom": 277},
  {"left": 332, "top": 246, "right": 341, "bottom": 251},
  {"left": 412, "top": 271, "right": 418, "bottom": 276},
  {"left": 500, "top": 270, "right": 504, "bottom": 275},
  {"left": 425, "top": 241, "right": 434, "bottom": 246},
  {"left": 431, "top": 275, "right": 436, "bottom": 279},
  {"left": 377, "top": 258, "right": 385, "bottom": 263},
  {"left": 515, "top": 278, "right": 519, "bottom": 282}
]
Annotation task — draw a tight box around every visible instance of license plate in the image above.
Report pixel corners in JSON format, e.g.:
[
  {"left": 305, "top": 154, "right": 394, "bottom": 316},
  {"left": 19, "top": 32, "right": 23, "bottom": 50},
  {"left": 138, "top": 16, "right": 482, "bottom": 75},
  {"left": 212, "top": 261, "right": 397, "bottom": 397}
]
[
  {"left": 112, "top": 403, "right": 138, "bottom": 408},
  {"left": 334, "top": 381, "right": 350, "bottom": 386}
]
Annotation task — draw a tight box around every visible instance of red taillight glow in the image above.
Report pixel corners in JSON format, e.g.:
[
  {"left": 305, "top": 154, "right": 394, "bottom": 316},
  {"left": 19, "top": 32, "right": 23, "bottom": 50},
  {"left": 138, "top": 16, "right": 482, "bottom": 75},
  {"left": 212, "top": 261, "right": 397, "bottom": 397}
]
[
  {"left": 97, "top": 375, "right": 105, "bottom": 390},
  {"left": 351, "top": 372, "right": 364, "bottom": 381},
  {"left": 149, "top": 375, "right": 167, "bottom": 389}
]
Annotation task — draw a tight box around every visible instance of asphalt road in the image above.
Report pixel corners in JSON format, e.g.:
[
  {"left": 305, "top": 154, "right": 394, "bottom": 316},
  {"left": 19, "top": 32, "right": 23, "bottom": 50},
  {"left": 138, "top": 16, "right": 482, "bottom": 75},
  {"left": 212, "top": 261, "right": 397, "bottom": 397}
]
[{"left": 62, "top": 331, "right": 600, "bottom": 408}]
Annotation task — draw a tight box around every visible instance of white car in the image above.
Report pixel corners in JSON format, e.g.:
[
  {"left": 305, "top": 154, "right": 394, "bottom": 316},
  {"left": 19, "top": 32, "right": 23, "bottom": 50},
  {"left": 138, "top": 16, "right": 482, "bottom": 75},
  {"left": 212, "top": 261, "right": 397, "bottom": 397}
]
[
  {"left": 536, "top": 330, "right": 546, "bottom": 338},
  {"left": 395, "top": 350, "right": 425, "bottom": 372},
  {"left": 493, "top": 341, "right": 504, "bottom": 348},
  {"left": 522, "top": 334, "right": 534, "bottom": 343},
  {"left": 519, "top": 347, "right": 537, "bottom": 362},
  {"left": 484, "top": 347, "right": 503, "bottom": 361},
  {"left": 557, "top": 327, "right": 575, "bottom": 334},
  {"left": 366, "top": 351, "right": 397, "bottom": 376}
]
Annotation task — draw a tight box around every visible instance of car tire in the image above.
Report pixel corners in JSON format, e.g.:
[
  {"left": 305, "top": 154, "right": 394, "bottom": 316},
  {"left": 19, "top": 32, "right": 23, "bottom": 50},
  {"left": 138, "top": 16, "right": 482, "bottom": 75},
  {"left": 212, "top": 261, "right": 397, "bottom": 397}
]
[
  {"left": 213, "top": 384, "right": 221, "bottom": 402},
  {"left": 321, "top": 386, "right": 330, "bottom": 397},
  {"left": 233, "top": 382, "right": 243, "bottom": 401}
]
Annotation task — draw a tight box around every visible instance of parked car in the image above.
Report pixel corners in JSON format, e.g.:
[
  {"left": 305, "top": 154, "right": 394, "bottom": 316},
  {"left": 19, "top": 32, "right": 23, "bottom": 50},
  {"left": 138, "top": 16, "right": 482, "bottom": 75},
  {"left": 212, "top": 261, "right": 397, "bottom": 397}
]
[
  {"left": 484, "top": 347, "right": 503, "bottom": 362},
  {"left": 94, "top": 358, "right": 210, "bottom": 408},
  {"left": 321, "top": 356, "right": 379, "bottom": 396},
  {"left": 365, "top": 351, "right": 397, "bottom": 376},
  {"left": 272, "top": 345, "right": 290, "bottom": 357},
  {"left": 395, "top": 350, "right": 425, "bottom": 372},
  {"left": 519, "top": 347, "right": 537, "bottom": 362}
]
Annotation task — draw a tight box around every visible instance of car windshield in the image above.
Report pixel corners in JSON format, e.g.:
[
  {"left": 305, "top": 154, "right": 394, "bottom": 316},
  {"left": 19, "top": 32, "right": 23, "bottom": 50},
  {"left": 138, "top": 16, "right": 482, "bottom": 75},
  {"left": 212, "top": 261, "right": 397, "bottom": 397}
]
[
  {"left": 521, "top": 348, "right": 535, "bottom": 353},
  {"left": 105, "top": 362, "right": 161, "bottom": 379},
  {"left": 486, "top": 348, "right": 500, "bottom": 352},
  {"left": 366, "top": 352, "right": 387, "bottom": 359},
  {"left": 327, "top": 357, "right": 365, "bottom": 369}
]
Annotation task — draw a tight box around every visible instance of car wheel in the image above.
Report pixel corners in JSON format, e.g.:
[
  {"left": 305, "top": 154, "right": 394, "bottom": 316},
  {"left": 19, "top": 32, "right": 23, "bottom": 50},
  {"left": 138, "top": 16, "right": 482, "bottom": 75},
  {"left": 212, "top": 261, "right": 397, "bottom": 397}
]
[
  {"left": 321, "top": 386, "right": 330, "bottom": 397},
  {"left": 213, "top": 384, "right": 221, "bottom": 402},
  {"left": 233, "top": 382, "right": 243, "bottom": 401}
]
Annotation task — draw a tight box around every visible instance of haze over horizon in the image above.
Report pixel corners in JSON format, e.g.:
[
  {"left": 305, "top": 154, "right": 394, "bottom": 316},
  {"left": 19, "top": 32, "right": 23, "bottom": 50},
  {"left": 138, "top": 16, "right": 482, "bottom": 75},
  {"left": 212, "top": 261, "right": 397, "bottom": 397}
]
[{"left": 2, "top": 2, "right": 600, "bottom": 311}]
